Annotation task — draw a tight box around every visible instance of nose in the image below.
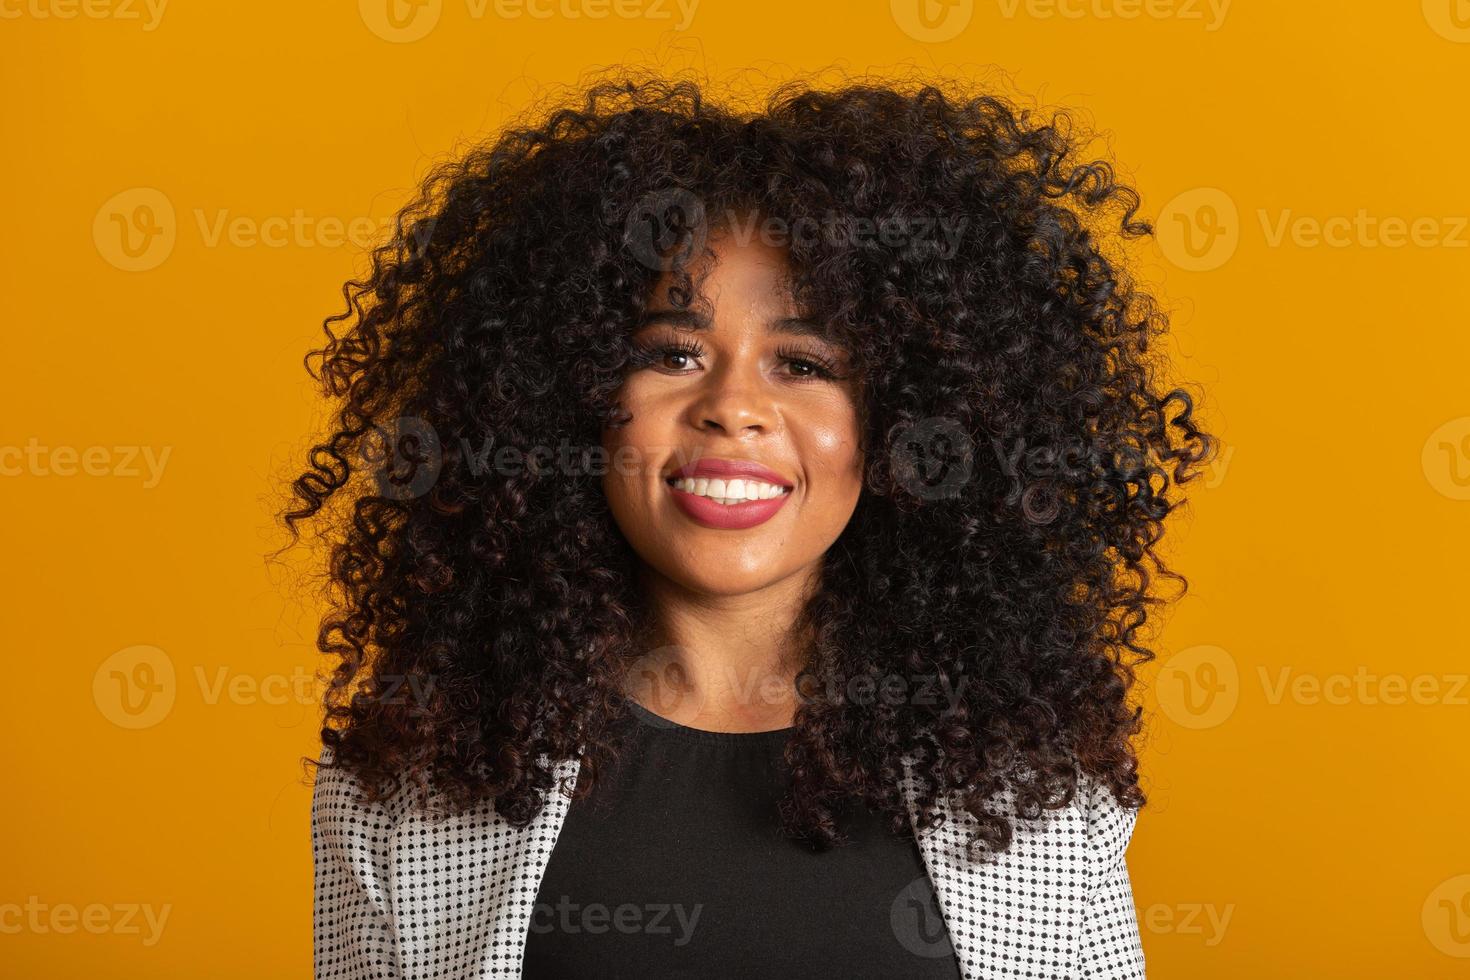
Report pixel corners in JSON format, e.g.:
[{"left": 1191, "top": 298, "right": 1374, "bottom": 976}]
[{"left": 685, "top": 360, "right": 777, "bottom": 435}]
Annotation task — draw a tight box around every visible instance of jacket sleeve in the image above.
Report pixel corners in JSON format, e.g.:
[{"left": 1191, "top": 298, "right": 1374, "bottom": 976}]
[
  {"left": 312, "top": 751, "right": 404, "bottom": 980},
  {"left": 1073, "top": 779, "right": 1147, "bottom": 978}
]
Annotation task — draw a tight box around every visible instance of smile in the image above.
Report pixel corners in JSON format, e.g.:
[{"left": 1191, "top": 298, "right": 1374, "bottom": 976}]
[
  {"left": 663, "top": 458, "right": 795, "bottom": 530},
  {"left": 669, "top": 476, "right": 790, "bottom": 504}
]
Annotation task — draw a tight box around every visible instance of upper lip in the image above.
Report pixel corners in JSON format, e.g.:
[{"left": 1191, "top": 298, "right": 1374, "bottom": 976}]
[{"left": 666, "top": 457, "right": 794, "bottom": 487}]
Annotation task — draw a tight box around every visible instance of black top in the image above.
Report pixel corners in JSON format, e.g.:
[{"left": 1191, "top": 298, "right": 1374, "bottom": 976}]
[{"left": 520, "top": 700, "right": 963, "bottom": 979}]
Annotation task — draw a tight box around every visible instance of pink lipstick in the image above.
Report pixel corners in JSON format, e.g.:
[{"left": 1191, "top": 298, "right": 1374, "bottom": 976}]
[{"left": 665, "top": 457, "right": 794, "bottom": 530}]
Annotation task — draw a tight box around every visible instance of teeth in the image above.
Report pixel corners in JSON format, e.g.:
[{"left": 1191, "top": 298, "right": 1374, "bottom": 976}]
[{"left": 672, "top": 476, "right": 789, "bottom": 505}]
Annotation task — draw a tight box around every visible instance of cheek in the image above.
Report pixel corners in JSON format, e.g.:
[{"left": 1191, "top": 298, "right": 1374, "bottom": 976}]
[
  {"left": 801, "top": 401, "right": 865, "bottom": 502},
  {"left": 601, "top": 382, "right": 665, "bottom": 508}
]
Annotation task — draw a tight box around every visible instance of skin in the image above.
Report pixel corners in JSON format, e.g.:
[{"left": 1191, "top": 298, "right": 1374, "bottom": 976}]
[{"left": 601, "top": 226, "right": 865, "bottom": 733}]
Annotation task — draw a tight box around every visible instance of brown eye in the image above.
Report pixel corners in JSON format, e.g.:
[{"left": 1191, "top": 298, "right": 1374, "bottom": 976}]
[
  {"left": 629, "top": 336, "right": 706, "bottom": 374},
  {"left": 775, "top": 345, "right": 843, "bottom": 382},
  {"left": 786, "top": 358, "right": 821, "bottom": 378}
]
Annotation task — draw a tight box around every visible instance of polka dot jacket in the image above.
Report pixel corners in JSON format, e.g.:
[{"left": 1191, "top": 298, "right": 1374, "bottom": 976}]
[{"left": 312, "top": 746, "right": 1147, "bottom": 979}]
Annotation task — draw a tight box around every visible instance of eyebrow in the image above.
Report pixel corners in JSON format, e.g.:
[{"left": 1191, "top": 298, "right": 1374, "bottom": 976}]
[{"left": 634, "top": 308, "right": 832, "bottom": 340}]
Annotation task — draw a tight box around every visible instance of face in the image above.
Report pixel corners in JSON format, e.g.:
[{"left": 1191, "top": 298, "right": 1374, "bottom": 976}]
[{"left": 602, "top": 229, "right": 865, "bottom": 599}]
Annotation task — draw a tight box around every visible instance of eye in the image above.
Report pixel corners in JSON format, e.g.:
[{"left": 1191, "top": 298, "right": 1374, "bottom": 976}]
[
  {"left": 629, "top": 336, "right": 705, "bottom": 374},
  {"left": 776, "top": 345, "right": 843, "bottom": 382}
]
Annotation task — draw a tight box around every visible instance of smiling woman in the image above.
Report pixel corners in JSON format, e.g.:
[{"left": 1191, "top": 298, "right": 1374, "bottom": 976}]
[
  {"left": 598, "top": 227, "right": 868, "bottom": 736},
  {"left": 283, "top": 68, "right": 1215, "bottom": 979}
]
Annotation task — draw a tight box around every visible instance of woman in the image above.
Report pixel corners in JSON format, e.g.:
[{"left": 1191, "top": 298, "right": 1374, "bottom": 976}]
[{"left": 287, "top": 69, "right": 1214, "bottom": 979}]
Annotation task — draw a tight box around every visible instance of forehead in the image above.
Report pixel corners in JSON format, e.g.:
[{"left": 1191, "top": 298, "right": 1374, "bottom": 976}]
[
  {"left": 646, "top": 229, "right": 797, "bottom": 315},
  {"left": 637, "top": 222, "right": 854, "bottom": 349},
  {"left": 632, "top": 305, "right": 832, "bottom": 344}
]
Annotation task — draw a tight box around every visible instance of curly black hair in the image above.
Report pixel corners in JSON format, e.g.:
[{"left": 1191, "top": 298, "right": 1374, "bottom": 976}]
[{"left": 279, "top": 66, "right": 1216, "bottom": 858}]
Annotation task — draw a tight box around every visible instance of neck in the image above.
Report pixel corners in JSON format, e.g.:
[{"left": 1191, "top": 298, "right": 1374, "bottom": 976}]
[{"left": 624, "top": 561, "right": 819, "bottom": 733}]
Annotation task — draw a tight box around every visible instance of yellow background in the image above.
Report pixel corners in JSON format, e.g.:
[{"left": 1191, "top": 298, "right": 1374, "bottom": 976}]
[{"left": 3, "top": 0, "right": 1468, "bottom": 976}]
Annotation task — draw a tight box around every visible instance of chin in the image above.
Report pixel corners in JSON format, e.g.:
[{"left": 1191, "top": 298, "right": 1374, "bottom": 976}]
[{"left": 661, "top": 559, "right": 788, "bottom": 599}]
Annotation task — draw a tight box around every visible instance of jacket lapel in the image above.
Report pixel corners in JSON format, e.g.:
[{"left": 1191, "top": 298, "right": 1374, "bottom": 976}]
[
  {"left": 390, "top": 755, "right": 582, "bottom": 980},
  {"left": 391, "top": 754, "right": 1088, "bottom": 980},
  {"left": 900, "top": 755, "right": 1090, "bottom": 980}
]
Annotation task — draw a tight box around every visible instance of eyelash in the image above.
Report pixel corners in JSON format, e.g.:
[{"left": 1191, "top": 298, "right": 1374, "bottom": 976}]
[{"left": 629, "top": 335, "right": 843, "bottom": 381}]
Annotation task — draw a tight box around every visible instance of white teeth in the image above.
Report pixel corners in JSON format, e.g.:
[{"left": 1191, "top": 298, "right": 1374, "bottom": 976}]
[{"left": 672, "top": 476, "right": 790, "bottom": 505}]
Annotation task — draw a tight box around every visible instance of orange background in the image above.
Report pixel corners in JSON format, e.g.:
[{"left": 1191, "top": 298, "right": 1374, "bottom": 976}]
[{"left": 3, "top": 1, "right": 1468, "bottom": 976}]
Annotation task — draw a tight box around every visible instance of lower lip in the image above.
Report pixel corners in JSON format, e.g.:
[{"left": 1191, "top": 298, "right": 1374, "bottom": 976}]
[{"left": 667, "top": 481, "right": 793, "bottom": 530}]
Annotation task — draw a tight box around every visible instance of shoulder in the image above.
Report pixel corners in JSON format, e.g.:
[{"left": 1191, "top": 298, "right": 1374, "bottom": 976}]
[
  {"left": 904, "top": 760, "right": 1138, "bottom": 870},
  {"left": 310, "top": 746, "right": 415, "bottom": 864},
  {"left": 1075, "top": 771, "right": 1141, "bottom": 887},
  {"left": 908, "top": 766, "right": 1146, "bottom": 977},
  {"left": 1078, "top": 772, "right": 1139, "bottom": 852},
  {"left": 937, "top": 768, "right": 1141, "bottom": 885}
]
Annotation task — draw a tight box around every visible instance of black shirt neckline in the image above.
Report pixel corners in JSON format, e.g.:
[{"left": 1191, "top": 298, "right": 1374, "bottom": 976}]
[{"left": 624, "top": 697, "right": 794, "bottom": 745}]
